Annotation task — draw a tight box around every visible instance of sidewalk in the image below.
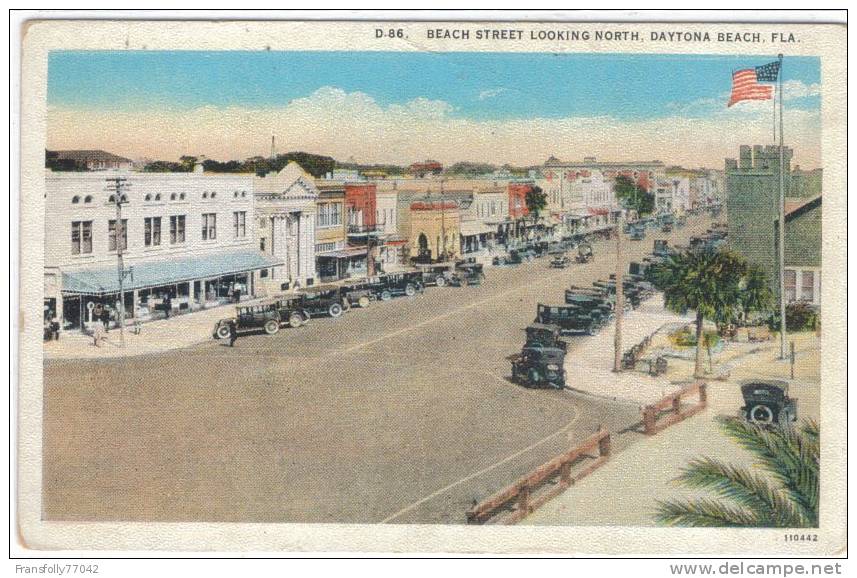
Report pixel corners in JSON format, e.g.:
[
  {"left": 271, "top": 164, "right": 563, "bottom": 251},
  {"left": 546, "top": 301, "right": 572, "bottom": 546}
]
[
  {"left": 564, "top": 295, "right": 695, "bottom": 405},
  {"left": 44, "top": 300, "right": 250, "bottom": 360},
  {"left": 523, "top": 332, "right": 820, "bottom": 527}
]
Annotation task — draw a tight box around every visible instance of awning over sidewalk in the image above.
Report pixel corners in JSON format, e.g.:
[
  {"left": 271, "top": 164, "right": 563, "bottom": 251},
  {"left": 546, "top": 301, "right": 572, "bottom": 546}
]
[
  {"left": 459, "top": 221, "right": 495, "bottom": 237},
  {"left": 316, "top": 247, "right": 369, "bottom": 259},
  {"left": 62, "top": 250, "right": 283, "bottom": 295}
]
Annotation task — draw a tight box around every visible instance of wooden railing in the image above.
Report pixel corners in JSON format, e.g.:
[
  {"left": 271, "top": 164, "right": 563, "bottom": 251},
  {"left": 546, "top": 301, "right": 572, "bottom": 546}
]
[
  {"left": 642, "top": 382, "right": 708, "bottom": 435},
  {"left": 466, "top": 429, "right": 611, "bottom": 525}
]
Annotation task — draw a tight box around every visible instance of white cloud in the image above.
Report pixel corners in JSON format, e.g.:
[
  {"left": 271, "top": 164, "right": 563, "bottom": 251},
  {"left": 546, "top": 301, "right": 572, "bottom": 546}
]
[
  {"left": 47, "top": 85, "right": 822, "bottom": 169},
  {"left": 477, "top": 88, "right": 507, "bottom": 101},
  {"left": 782, "top": 80, "right": 821, "bottom": 100}
]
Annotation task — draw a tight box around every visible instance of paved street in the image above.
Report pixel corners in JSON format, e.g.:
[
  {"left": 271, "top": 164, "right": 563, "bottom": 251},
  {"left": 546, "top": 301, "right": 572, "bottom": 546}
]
[{"left": 43, "top": 216, "right": 713, "bottom": 524}]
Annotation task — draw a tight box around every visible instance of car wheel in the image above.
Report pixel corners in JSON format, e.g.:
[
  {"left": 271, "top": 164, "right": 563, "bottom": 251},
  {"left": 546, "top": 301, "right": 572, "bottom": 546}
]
[
  {"left": 380, "top": 290, "right": 392, "bottom": 302},
  {"left": 435, "top": 275, "right": 447, "bottom": 287},
  {"left": 215, "top": 324, "right": 231, "bottom": 340},
  {"left": 264, "top": 320, "right": 280, "bottom": 335},
  {"left": 288, "top": 312, "right": 303, "bottom": 329},
  {"left": 358, "top": 296, "right": 371, "bottom": 308},
  {"left": 405, "top": 283, "right": 416, "bottom": 297},
  {"left": 329, "top": 303, "right": 343, "bottom": 318},
  {"left": 342, "top": 298, "right": 352, "bottom": 311},
  {"left": 748, "top": 404, "right": 774, "bottom": 424},
  {"left": 299, "top": 311, "right": 311, "bottom": 326}
]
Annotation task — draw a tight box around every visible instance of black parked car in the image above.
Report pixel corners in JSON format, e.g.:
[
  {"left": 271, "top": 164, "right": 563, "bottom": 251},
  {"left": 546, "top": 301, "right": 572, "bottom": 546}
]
[
  {"left": 372, "top": 272, "right": 424, "bottom": 301},
  {"left": 510, "top": 345, "right": 567, "bottom": 389},
  {"left": 575, "top": 243, "right": 593, "bottom": 264},
  {"left": 212, "top": 295, "right": 310, "bottom": 339},
  {"left": 524, "top": 322, "right": 567, "bottom": 353},
  {"left": 298, "top": 285, "right": 351, "bottom": 318},
  {"left": 535, "top": 303, "right": 601, "bottom": 336},
  {"left": 416, "top": 262, "right": 459, "bottom": 287},
  {"left": 741, "top": 380, "right": 798, "bottom": 425},
  {"left": 452, "top": 262, "right": 485, "bottom": 286}
]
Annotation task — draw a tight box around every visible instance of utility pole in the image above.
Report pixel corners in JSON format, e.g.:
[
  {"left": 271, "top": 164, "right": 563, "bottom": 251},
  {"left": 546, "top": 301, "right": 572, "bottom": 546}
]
[
  {"left": 613, "top": 211, "right": 625, "bottom": 373},
  {"left": 106, "top": 176, "right": 132, "bottom": 347},
  {"left": 777, "top": 53, "right": 787, "bottom": 359},
  {"left": 440, "top": 178, "right": 447, "bottom": 261}
]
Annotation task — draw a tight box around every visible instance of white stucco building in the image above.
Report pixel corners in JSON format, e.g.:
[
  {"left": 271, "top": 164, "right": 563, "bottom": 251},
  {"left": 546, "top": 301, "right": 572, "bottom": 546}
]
[
  {"left": 253, "top": 162, "right": 318, "bottom": 292},
  {"left": 45, "top": 166, "right": 280, "bottom": 331}
]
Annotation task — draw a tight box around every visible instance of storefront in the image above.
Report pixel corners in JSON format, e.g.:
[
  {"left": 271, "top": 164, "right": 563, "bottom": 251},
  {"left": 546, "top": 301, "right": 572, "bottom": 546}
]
[
  {"left": 59, "top": 250, "right": 282, "bottom": 331},
  {"left": 315, "top": 247, "right": 369, "bottom": 282}
]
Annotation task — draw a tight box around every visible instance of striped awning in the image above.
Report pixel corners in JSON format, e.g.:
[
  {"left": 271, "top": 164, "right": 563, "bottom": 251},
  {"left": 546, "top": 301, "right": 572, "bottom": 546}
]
[{"left": 61, "top": 250, "right": 283, "bottom": 296}]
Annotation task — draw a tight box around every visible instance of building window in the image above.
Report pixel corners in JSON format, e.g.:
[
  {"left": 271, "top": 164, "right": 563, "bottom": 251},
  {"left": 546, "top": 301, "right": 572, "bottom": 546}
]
[
  {"left": 145, "top": 194, "right": 152, "bottom": 202},
  {"left": 84, "top": 195, "right": 92, "bottom": 204},
  {"left": 153, "top": 194, "right": 160, "bottom": 201},
  {"left": 72, "top": 196, "right": 80, "bottom": 204},
  {"left": 233, "top": 211, "right": 246, "bottom": 238},
  {"left": 108, "top": 219, "right": 128, "bottom": 252},
  {"left": 211, "top": 192, "right": 217, "bottom": 199},
  {"left": 801, "top": 270, "right": 815, "bottom": 302},
  {"left": 170, "top": 215, "right": 186, "bottom": 244},
  {"left": 170, "top": 193, "right": 177, "bottom": 201},
  {"left": 179, "top": 193, "right": 186, "bottom": 200},
  {"left": 784, "top": 269, "right": 797, "bottom": 303},
  {"left": 202, "top": 213, "right": 216, "bottom": 240},
  {"left": 331, "top": 202, "right": 341, "bottom": 225},
  {"left": 260, "top": 238, "right": 266, "bottom": 251},
  {"left": 144, "top": 216, "right": 162, "bottom": 247},
  {"left": 203, "top": 192, "right": 208, "bottom": 199},
  {"left": 71, "top": 220, "right": 92, "bottom": 255}
]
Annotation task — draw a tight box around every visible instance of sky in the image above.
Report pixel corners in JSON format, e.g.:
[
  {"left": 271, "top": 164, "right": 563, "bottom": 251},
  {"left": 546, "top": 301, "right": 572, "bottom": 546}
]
[{"left": 46, "top": 51, "right": 823, "bottom": 169}]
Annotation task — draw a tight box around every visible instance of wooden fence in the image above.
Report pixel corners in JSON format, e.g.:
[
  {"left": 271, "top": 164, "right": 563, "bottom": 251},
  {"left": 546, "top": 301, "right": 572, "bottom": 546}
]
[
  {"left": 642, "top": 381, "right": 708, "bottom": 435},
  {"left": 466, "top": 429, "right": 611, "bottom": 525}
]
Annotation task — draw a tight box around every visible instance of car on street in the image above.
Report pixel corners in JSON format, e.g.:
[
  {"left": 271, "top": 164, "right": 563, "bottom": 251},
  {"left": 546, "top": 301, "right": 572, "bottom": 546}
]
[
  {"left": 741, "top": 380, "right": 798, "bottom": 425},
  {"left": 298, "top": 285, "right": 352, "bottom": 318},
  {"left": 370, "top": 272, "right": 425, "bottom": 301},
  {"left": 212, "top": 295, "right": 310, "bottom": 339},
  {"left": 524, "top": 322, "right": 568, "bottom": 353},
  {"left": 550, "top": 254, "right": 571, "bottom": 268},
  {"left": 510, "top": 345, "right": 567, "bottom": 389},
  {"left": 535, "top": 303, "right": 602, "bottom": 336}
]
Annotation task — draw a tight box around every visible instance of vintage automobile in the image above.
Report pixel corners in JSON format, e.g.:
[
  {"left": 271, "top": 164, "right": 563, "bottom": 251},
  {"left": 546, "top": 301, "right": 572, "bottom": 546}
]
[
  {"left": 298, "top": 285, "right": 352, "bottom": 318},
  {"left": 741, "top": 380, "right": 798, "bottom": 425},
  {"left": 575, "top": 243, "right": 593, "bottom": 264},
  {"left": 524, "top": 322, "right": 568, "bottom": 353},
  {"left": 535, "top": 303, "right": 602, "bottom": 336},
  {"left": 493, "top": 248, "right": 525, "bottom": 267},
  {"left": 416, "top": 262, "right": 459, "bottom": 287},
  {"left": 372, "top": 272, "right": 424, "bottom": 301},
  {"left": 653, "top": 239, "right": 670, "bottom": 257},
  {"left": 629, "top": 226, "right": 646, "bottom": 241},
  {"left": 212, "top": 296, "right": 310, "bottom": 339},
  {"left": 550, "top": 254, "right": 571, "bottom": 269},
  {"left": 661, "top": 222, "right": 674, "bottom": 233},
  {"left": 510, "top": 345, "right": 567, "bottom": 389},
  {"left": 451, "top": 262, "right": 485, "bottom": 286},
  {"left": 339, "top": 281, "right": 375, "bottom": 308}
]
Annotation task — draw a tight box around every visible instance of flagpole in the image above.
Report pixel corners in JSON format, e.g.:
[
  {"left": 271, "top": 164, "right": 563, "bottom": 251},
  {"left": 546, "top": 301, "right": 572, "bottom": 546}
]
[{"left": 777, "top": 53, "right": 787, "bottom": 360}]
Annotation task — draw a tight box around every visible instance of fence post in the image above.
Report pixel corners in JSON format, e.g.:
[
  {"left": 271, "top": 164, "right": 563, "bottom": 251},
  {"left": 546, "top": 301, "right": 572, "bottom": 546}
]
[
  {"left": 517, "top": 484, "right": 530, "bottom": 515},
  {"left": 598, "top": 431, "right": 611, "bottom": 457}
]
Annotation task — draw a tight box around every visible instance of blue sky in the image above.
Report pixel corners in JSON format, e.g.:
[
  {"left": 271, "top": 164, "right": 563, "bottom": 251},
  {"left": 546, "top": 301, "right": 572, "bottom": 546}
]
[{"left": 48, "top": 51, "right": 821, "bottom": 120}]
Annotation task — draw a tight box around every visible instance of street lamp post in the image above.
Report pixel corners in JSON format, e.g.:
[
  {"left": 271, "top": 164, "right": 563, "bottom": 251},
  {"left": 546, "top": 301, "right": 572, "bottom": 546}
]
[{"left": 106, "top": 176, "right": 132, "bottom": 347}]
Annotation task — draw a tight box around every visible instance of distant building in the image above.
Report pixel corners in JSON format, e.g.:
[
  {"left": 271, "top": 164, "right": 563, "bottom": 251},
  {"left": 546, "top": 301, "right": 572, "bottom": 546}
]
[
  {"left": 408, "top": 199, "right": 461, "bottom": 261},
  {"left": 47, "top": 149, "right": 133, "bottom": 171},
  {"left": 725, "top": 144, "right": 822, "bottom": 304},
  {"left": 408, "top": 160, "right": 443, "bottom": 178}
]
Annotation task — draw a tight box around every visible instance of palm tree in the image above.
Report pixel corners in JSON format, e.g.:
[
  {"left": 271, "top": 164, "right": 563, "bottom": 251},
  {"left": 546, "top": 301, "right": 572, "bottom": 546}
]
[
  {"left": 656, "top": 417, "right": 819, "bottom": 527},
  {"left": 739, "top": 264, "right": 775, "bottom": 324},
  {"left": 650, "top": 248, "right": 747, "bottom": 378}
]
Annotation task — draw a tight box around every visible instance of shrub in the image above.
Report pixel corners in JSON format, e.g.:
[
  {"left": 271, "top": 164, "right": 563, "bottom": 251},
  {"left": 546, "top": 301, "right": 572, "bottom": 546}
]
[{"left": 768, "top": 302, "right": 819, "bottom": 332}]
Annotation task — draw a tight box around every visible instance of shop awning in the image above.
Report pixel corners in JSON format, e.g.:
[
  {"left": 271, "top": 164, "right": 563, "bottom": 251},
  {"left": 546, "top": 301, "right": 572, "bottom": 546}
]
[
  {"left": 61, "top": 250, "right": 283, "bottom": 296},
  {"left": 316, "top": 247, "right": 368, "bottom": 259},
  {"left": 459, "top": 221, "right": 495, "bottom": 237}
]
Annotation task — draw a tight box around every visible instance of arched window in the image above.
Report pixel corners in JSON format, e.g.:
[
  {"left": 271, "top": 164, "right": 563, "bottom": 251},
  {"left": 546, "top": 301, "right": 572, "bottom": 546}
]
[
  {"left": 108, "top": 195, "right": 116, "bottom": 203},
  {"left": 179, "top": 192, "right": 186, "bottom": 200},
  {"left": 233, "top": 191, "right": 238, "bottom": 198},
  {"left": 210, "top": 192, "right": 217, "bottom": 199},
  {"left": 170, "top": 193, "right": 177, "bottom": 201},
  {"left": 145, "top": 194, "right": 152, "bottom": 201},
  {"left": 120, "top": 194, "right": 129, "bottom": 203},
  {"left": 84, "top": 195, "right": 93, "bottom": 204},
  {"left": 202, "top": 192, "right": 208, "bottom": 199},
  {"left": 241, "top": 191, "right": 247, "bottom": 198},
  {"left": 71, "top": 196, "right": 80, "bottom": 204}
]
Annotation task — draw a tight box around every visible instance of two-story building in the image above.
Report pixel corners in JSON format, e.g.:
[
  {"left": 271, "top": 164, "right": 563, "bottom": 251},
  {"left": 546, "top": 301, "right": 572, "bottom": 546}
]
[{"left": 45, "top": 165, "right": 279, "bottom": 331}]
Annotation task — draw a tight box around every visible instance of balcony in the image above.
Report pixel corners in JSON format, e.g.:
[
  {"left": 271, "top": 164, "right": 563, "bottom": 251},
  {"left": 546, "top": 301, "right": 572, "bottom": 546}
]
[{"left": 346, "top": 224, "right": 381, "bottom": 237}]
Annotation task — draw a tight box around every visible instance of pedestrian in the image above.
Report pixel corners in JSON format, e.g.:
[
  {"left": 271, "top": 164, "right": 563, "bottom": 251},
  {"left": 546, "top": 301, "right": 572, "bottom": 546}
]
[
  {"left": 163, "top": 294, "right": 172, "bottom": 318},
  {"left": 50, "top": 314, "right": 60, "bottom": 341},
  {"left": 232, "top": 286, "right": 241, "bottom": 303},
  {"left": 228, "top": 319, "right": 238, "bottom": 347},
  {"left": 100, "top": 305, "right": 111, "bottom": 332},
  {"left": 92, "top": 322, "right": 105, "bottom": 347}
]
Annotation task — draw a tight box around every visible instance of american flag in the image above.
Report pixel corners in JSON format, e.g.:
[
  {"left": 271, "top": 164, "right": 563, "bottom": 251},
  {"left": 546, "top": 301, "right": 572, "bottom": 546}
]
[{"left": 727, "top": 61, "right": 780, "bottom": 107}]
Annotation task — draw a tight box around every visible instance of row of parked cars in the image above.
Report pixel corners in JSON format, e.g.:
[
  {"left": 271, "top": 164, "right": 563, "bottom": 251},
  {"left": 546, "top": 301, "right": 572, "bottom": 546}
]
[{"left": 213, "top": 261, "right": 485, "bottom": 339}]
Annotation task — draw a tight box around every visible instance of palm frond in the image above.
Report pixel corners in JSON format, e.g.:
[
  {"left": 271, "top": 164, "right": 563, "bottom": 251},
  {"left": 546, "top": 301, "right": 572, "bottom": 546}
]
[
  {"left": 717, "top": 417, "right": 819, "bottom": 526},
  {"left": 675, "top": 457, "right": 809, "bottom": 527},
  {"left": 655, "top": 498, "right": 760, "bottom": 527}
]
